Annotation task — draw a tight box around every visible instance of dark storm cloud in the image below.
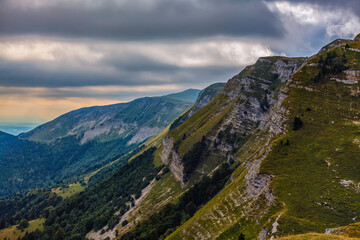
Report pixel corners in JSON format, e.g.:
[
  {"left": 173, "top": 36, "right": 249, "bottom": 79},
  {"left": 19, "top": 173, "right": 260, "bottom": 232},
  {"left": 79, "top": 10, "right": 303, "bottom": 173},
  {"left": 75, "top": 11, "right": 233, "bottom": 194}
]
[
  {"left": 103, "top": 54, "right": 180, "bottom": 73},
  {"left": 0, "top": 57, "right": 240, "bottom": 89},
  {"left": 1, "top": 0, "right": 357, "bottom": 98},
  {"left": 0, "top": 59, "right": 166, "bottom": 87},
  {"left": 0, "top": 0, "right": 284, "bottom": 40}
]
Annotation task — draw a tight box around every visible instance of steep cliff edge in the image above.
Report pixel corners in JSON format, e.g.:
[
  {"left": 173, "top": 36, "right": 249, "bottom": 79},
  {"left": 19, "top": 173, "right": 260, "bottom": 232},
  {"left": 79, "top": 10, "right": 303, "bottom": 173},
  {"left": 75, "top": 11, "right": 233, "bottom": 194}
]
[
  {"left": 160, "top": 56, "right": 304, "bottom": 240},
  {"left": 166, "top": 37, "right": 360, "bottom": 239},
  {"left": 160, "top": 56, "right": 305, "bottom": 187}
]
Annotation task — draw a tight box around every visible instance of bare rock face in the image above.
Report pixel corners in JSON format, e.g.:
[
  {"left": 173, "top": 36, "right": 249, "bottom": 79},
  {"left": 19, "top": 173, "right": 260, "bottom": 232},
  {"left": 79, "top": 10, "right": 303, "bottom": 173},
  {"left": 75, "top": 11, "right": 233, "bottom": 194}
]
[
  {"left": 160, "top": 137, "right": 185, "bottom": 186},
  {"left": 220, "top": 57, "right": 304, "bottom": 142},
  {"left": 164, "top": 57, "right": 306, "bottom": 240},
  {"left": 162, "top": 57, "right": 305, "bottom": 187}
]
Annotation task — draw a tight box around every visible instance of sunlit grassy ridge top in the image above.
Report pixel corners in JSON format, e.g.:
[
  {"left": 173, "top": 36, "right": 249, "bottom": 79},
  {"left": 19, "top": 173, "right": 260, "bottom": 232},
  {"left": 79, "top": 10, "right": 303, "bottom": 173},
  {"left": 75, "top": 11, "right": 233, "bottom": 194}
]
[{"left": 260, "top": 40, "right": 360, "bottom": 236}]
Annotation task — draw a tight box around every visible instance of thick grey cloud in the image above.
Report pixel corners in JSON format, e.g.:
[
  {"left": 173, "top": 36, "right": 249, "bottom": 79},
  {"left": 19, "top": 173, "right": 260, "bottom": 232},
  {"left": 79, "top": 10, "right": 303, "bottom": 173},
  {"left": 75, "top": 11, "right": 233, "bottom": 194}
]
[
  {"left": 1, "top": 0, "right": 360, "bottom": 123},
  {"left": 0, "top": 0, "right": 284, "bottom": 40},
  {"left": 263, "top": 0, "right": 360, "bottom": 57},
  {"left": 0, "top": 0, "right": 358, "bottom": 92},
  {"left": 0, "top": 37, "right": 274, "bottom": 90},
  {"left": 103, "top": 54, "right": 181, "bottom": 73},
  {"left": 0, "top": 57, "right": 239, "bottom": 89}
]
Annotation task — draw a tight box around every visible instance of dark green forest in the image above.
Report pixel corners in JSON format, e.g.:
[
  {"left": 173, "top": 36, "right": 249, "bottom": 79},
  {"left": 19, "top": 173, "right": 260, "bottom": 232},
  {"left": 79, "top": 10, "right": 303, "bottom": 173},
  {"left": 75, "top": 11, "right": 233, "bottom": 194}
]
[
  {"left": 16, "top": 147, "right": 162, "bottom": 240},
  {"left": 0, "top": 134, "right": 137, "bottom": 197},
  {"left": 7, "top": 145, "right": 235, "bottom": 240},
  {"left": 0, "top": 189, "right": 62, "bottom": 229}
]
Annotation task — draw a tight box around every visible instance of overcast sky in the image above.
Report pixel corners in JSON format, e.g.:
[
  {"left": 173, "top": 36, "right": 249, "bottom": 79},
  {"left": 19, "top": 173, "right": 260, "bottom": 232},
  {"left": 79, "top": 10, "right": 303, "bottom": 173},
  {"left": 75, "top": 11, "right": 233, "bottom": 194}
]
[{"left": 0, "top": 0, "right": 359, "bottom": 124}]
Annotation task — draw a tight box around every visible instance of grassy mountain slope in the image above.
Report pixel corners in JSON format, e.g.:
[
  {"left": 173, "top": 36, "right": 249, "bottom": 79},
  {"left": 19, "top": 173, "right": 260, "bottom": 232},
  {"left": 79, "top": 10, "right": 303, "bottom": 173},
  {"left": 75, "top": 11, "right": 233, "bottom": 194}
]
[
  {"left": 277, "top": 233, "right": 357, "bottom": 240},
  {"left": 0, "top": 218, "right": 45, "bottom": 240},
  {"left": 164, "top": 38, "right": 360, "bottom": 239},
  {"left": 105, "top": 83, "right": 228, "bottom": 238},
  {"left": 162, "top": 56, "right": 305, "bottom": 186},
  {"left": 116, "top": 56, "right": 305, "bottom": 239},
  {"left": 260, "top": 39, "right": 360, "bottom": 237},
  {"left": 169, "top": 83, "right": 226, "bottom": 131},
  {"left": 0, "top": 86, "right": 214, "bottom": 239}
]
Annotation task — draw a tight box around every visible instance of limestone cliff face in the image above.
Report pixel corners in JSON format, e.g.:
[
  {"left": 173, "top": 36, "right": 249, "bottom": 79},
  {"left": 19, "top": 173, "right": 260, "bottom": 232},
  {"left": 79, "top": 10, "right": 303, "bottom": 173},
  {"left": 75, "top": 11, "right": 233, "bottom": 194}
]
[
  {"left": 161, "top": 57, "right": 306, "bottom": 187},
  {"left": 160, "top": 137, "right": 185, "bottom": 186},
  {"left": 164, "top": 56, "right": 306, "bottom": 240}
]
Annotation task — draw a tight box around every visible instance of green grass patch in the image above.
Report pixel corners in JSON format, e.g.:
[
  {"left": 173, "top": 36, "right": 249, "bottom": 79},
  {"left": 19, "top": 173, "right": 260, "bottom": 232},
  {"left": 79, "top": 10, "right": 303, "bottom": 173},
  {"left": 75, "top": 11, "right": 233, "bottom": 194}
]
[
  {"left": 51, "top": 182, "right": 86, "bottom": 199},
  {"left": 261, "top": 45, "right": 360, "bottom": 236},
  {"left": 169, "top": 93, "right": 229, "bottom": 155},
  {"left": 0, "top": 218, "right": 45, "bottom": 240},
  {"left": 129, "top": 171, "right": 183, "bottom": 223}
]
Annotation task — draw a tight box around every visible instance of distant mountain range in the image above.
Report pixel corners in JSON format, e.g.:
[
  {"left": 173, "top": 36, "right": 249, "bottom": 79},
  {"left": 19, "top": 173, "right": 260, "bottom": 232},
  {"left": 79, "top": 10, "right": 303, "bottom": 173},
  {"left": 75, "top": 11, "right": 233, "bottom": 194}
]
[
  {"left": 0, "top": 89, "right": 203, "bottom": 197},
  {"left": 0, "top": 123, "right": 39, "bottom": 136},
  {"left": 21, "top": 89, "right": 200, "bottom": 144}
]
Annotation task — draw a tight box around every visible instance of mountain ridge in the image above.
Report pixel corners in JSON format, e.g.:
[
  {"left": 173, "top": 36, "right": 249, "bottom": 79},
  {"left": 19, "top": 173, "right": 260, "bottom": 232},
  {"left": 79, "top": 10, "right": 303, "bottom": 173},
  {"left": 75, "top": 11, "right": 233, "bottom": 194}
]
[
  {"left": 0, "top": 89, "right": 200, "bottom": 197},
  {"left": 21, "top": 89, "right": 200, "bottom": 144},
  {"left": 162, "top": 35, "right": 360, "bottom": 240}
]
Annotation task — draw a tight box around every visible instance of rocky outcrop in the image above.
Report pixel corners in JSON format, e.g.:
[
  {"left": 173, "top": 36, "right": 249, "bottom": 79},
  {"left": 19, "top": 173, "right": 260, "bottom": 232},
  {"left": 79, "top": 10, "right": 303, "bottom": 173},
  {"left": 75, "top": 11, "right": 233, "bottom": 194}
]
[
  {"left": 162, "top": 57, "right": 304, "bottom": 188},
  {"left": 160, "top": 137, "right": 185, "bottom": 186},
  {"left": 318, "top": 39, "right": 352, "bottom": 54},
  {"left": 164, "top": 57, "right": 306, "bottom": 240}
]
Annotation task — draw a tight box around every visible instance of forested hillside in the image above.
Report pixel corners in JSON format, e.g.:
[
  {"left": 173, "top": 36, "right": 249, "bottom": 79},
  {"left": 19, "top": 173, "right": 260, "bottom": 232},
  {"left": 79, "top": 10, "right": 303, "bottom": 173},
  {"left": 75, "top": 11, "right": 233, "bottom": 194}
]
[{"left": 0, "top": 90, "right": 200, "bottom": 197}]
